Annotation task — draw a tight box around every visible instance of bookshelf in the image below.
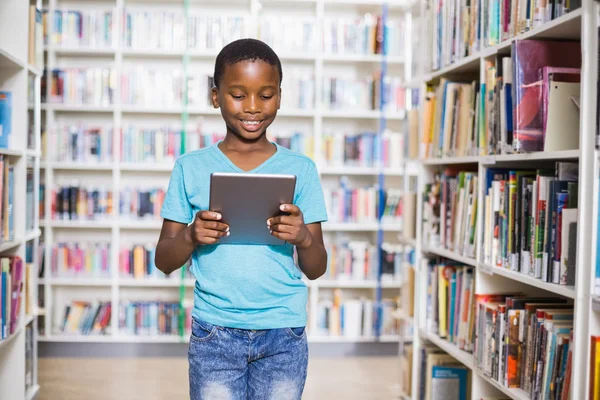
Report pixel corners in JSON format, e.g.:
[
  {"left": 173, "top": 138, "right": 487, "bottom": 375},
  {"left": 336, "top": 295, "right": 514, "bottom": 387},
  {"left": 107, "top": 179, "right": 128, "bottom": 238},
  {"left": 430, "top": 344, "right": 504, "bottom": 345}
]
[
  {"left": 405, "top": 0, "right": 598, "bottom": 398},
  {"left": 37, "top": 0, "right": 417, "bottom": 348},
  {"left": 0, "top": 0, "right": 43, "bottom": 399}
]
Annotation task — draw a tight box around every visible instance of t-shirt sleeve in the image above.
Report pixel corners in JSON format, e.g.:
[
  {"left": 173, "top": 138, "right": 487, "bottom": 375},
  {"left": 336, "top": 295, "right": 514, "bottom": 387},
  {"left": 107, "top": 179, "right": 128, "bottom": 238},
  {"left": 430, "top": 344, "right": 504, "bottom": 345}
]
[
  {"left": 160, "top": 160, "right": 194, "bottom": 224},
  {"left": 296, "top": 160, "right": 328, "bottom": 225}
]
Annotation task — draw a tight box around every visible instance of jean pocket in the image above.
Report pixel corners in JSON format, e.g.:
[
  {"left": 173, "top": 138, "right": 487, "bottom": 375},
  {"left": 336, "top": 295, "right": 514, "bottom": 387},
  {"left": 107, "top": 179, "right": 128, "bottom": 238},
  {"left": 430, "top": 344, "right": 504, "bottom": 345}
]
[
  {"left": 285, "top": 327, "right": 306, "bottom": 339},
  {"left": 190, "top": 318, "right": 217, "bottom": 343}
]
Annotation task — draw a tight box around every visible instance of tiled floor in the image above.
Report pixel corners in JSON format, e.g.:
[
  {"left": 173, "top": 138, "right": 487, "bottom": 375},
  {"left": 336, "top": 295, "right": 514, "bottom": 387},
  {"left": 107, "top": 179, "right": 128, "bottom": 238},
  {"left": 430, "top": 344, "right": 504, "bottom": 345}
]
[{"left": 38, "top": 356, "right": 402, "bottom": 400}]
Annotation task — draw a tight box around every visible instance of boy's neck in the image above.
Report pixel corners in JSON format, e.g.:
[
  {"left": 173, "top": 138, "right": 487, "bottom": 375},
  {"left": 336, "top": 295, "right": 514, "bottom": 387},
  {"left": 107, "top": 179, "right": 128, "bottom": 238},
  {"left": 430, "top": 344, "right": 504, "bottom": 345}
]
[{"left": 220, "top": 132, "right": 275, "bottom": 155}]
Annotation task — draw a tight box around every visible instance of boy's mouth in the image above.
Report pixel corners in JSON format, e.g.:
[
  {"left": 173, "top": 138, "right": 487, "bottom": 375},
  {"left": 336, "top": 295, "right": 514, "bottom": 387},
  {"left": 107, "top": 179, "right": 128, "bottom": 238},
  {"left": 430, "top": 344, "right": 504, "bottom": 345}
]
[{"left": 239, "top": 119, "right": 265, "bottom": 132}]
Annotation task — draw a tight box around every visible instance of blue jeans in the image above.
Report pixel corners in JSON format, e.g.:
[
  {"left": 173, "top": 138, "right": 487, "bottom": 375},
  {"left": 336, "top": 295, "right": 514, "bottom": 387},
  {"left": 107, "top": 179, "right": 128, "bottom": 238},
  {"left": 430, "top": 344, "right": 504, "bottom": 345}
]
[{"left": 188, "top": 318, "right": 308, "bottom": 400}]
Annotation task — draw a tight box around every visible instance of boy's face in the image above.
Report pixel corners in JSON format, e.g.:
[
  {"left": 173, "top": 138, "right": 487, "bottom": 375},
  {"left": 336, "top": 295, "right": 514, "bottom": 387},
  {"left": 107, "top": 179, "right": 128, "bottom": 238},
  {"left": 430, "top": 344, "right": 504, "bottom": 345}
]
[{"left": 211, "top": 60, "right": 281, "bottom": 142}]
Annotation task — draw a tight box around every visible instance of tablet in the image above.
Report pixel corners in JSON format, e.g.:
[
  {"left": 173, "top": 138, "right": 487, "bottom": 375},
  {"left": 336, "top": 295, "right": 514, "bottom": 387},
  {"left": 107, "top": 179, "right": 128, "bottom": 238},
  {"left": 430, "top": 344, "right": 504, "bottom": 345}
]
[{"left": 208, "top": 172, "right": 297, "bottom": 245}]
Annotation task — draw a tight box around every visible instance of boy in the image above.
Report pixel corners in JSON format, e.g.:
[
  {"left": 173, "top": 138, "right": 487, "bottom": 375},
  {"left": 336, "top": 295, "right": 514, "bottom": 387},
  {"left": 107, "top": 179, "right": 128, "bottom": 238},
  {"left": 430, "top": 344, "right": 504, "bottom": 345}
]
[{"left": 155, "top": 38, "right": 328, "bottom": 400}]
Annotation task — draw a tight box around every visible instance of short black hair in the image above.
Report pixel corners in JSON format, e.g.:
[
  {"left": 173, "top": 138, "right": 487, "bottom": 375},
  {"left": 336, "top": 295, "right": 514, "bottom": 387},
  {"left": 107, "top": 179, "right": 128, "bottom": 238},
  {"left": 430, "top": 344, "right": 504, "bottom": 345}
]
[{"left": 213, "top": 38, "right": 283, "bottom": 89}]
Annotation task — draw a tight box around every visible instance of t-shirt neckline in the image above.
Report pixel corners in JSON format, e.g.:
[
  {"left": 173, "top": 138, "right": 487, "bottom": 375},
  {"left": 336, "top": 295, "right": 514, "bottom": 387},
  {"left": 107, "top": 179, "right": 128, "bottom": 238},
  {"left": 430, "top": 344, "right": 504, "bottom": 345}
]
[{"left": 213, "top": 139, "right": 281, "bottom": 173}]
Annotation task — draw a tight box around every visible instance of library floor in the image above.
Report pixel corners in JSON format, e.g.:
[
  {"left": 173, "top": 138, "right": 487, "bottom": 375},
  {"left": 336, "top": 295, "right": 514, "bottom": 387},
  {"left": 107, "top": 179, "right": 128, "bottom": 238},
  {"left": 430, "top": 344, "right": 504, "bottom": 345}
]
[{"left": 38, "top": 356, "right": 401, "bottom": 399}]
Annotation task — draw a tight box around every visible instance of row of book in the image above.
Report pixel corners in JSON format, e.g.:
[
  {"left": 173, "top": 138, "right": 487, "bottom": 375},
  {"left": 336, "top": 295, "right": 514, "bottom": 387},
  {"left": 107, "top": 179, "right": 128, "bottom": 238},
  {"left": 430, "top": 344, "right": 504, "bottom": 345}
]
[
  {"left": 0, "top": 157, "right": 15, "bottom": 242},
  {"left": 322, "top": 73, "right": 405, "bottom": 113},
  {"left": 418, "top": 344, "right": 471, "bottom": 400},
  {"left": 44, "top": 9, "right": 405, "bottom": 57},
  {"left": 120, "top": 188, "right": 165, "bottom": 220},
  {"left": 421, "top": 39, "right": 581, "bottom": 157},
  {"left": 43, "top": 66, "right": 407, "bottom": 113},
  {"left": 44, "top": 9, "right": 115, "bottom": 48},
  {"left": 0, "top": 257, "right": 24, "bottom": 340},
  {"left": 321, "top": 130, "right": 404, "bottom": 169},
  {"left": 314, "top": 289, "right": 399, "bottom": 338},
  {"left": 55, "top": 301, "right": 111, "bottom": 336},
  {"left": 422, "top": 170, "right": 478, "bottom": 258},
  {"left": 323, "top": 183, "right": 402, "bottom": 224},
  {"left": 322, "top": 15, "right": 404, "bottom": 57},
  {"left": 425, "top": 263, "right": 475, "bottom": 350},
  {"left": 44, "top": 124, "right": 311, "bottom": 164},
  {"left": 482, "top": 163, "right": 578, "bottom": 286},
  {"left": 120, "top": 245, "right": 191, "bottom": 280},
  {"left": 42, "top": 68, "right": 114, "bottom": 107},
  {"left": 51, "top": 242, "right": 111, "bottom": 278},
  {"left": 49, "top": 185, "right": 113, "bottom": 221},
  {"left": 50, "top": 123, "right": 114, "bottom": 163},
  {"left": 323, "top": 241, "right": 414, "bottom": 282},
  {"left": 474, "top": 294, "right": 573, "bottom": 399},
  {"left": 430, "top": 0, "right": 581, "bottom": 71},
  {"left": 423, "top": 261, "right": 576, "bottom": 399},
  {"left": 28, "top": 6, "right": 44, "bottom": 70},
  {"left": 119, "top": 301, "right": 192, "bottom": 337},
  {"left": 123, "top": 11, "right": 245, "bottom": 52}
]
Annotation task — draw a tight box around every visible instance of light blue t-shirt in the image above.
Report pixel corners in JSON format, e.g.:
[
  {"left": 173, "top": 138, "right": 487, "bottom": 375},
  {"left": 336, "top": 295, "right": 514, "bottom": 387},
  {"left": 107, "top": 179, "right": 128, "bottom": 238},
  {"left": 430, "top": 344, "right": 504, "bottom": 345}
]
[{"left": 160, "top": 141, "right": 328, "bottom": 330}]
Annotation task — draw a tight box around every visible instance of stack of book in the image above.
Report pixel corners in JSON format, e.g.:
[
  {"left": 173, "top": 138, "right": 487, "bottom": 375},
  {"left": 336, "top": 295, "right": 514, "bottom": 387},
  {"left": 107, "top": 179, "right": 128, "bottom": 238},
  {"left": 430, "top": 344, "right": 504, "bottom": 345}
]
[
  {"left": 42, "top": 68, "right": 115, "bottom": 106},
  {"left": 119, "top": 187, "right": 165, "bottom": 220},
  {"left": 321, "top": 129, "right": 404, "bottom": 169},
  {"left": 50, "top": 123, "right": 113, "bottom": 163},
  {"left": 482, "top": 162, "right": 579, "bottom": 285},
  {"left": 322, "top": 73, "right": 404, "bottom": 113},
  {"left": 50, "top": 185, "right": 113, "bottom": 221},
  {"left": 258, "top": 17, "right": 318, "bottom": 54},
  {"left": 267, "top": 132, "right": 309, "bottom": 157},
  {"left": 429, "top": 0, "right": 581, "bottom": 70},
  {"left": 473, "top": 294, "right": 573, "bottom": 399},
  {"left": 119, "top": 301, "right": 192, "bottom": 337},
  {"left": 51, "top": 242, "right": 111, "bottom": 278},
  {"left": 0, "top": 257, "right": 24, "bottom": 339},
  {"left": 43, "top": 9, "right": 115, "bottom": 48},
  {"left": 422, "top": 170, "right": 479, "bottom": 258},
  {"left": 55, "top": 301, "right": 111, "bottom": 336}
]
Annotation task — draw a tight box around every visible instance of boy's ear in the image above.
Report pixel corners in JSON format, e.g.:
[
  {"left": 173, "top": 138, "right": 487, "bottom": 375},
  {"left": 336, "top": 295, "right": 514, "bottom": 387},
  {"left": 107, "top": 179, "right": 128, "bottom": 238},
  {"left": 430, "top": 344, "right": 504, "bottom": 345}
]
[{"left": 211, "top": 87, "right": 220, "bottom": 108}]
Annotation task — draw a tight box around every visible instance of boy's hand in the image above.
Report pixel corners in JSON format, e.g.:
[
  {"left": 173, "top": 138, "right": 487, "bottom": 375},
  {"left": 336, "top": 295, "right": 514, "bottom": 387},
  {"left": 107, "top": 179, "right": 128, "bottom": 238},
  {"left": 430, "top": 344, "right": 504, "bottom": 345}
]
[
  {"left": 186, "top": 211, "right": 230, "bottom": 245},
  {"left": 267, "top": 204, "right": 312, "bottom": 249}
]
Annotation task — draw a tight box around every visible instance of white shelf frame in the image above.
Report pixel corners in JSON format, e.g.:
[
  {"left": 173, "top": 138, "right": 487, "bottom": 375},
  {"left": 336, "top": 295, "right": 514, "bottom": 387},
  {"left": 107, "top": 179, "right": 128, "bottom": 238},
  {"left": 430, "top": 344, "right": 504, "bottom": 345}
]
[
  {"left": 38, "top": 0, "right": 416, "bottom": 348},
  {"left": 406, "top": 1, "right": 596, "bottom": 399},
  {"left": 0, "top": 0, "right": 43, "bottom": 398}
]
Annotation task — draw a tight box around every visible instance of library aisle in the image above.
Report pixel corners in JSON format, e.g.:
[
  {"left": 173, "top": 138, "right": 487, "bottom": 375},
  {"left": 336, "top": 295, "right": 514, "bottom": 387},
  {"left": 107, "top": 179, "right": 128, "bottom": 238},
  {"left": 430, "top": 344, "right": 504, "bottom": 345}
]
[{"left": 1, "top": 0, "right": 600, "bottom": 398}]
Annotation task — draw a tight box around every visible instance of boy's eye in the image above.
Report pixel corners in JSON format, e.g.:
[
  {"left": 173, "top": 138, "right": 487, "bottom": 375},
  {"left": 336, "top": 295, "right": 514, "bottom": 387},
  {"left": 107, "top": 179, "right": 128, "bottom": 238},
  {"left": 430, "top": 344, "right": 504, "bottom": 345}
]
[
  {"left": 261, "top": 95, "right": 274, "bottom": 100},
  {"left": 231, "top": 94, "right": 244, "bottom": 100}
]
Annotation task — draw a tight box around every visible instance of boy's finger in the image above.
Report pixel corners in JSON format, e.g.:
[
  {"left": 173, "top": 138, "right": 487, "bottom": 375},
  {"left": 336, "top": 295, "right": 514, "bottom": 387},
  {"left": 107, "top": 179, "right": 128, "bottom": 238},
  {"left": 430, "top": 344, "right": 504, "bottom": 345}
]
[
  {"left": 270, "top": 230, "right": 291, "bottom": 241},
  {"left": 199, "top": 210, "right": 222, "bottom": 221},
  {"left": 270, "top": 223, "right": 293, "bottom": 234},
  {"left": 267, "top": 216, "right": 295, "bottom": 227},
  {"left": 279, "top": 204, "right": 301, "bottom": 216},
  {"left": 202, "top": 221, "right": 229, "bottom": 232},
  {"left": 203, "top": 229, "right": 230, "bottom": 239}
]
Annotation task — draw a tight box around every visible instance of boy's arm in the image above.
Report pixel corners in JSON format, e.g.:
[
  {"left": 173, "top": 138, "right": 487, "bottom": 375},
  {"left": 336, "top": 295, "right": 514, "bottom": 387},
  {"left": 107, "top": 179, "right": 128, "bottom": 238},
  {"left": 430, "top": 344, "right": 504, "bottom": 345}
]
[
  {"left": 296, "top": 223, "right": 327, "bottom": 280},
  {"left": 155, "top": 211, "right": 229, "bottom": 274},
  {"left": 268, "top": 204, "right": 327, "bottom": 280},
  {"left": 155, "top": 220, "right": 196, "bottom": 275}
]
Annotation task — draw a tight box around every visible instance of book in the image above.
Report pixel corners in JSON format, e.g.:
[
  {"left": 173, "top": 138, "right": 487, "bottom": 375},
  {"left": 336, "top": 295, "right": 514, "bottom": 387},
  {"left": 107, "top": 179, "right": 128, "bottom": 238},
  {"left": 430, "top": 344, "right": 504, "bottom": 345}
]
[
  {"left": 431, "top": 365, "right": 470, "bottom": 400},
  {"left": 0, "top": 92, "right": 12, "bottom": 149},
  {"left": 119, "top": 301, "right": 191, "bottom": 337},
  {"left": 591, "top": 336, "right": 600, "bottom": 400},
  {"left": 28, "top": 6, "right": 44, "bottom": 69},
  {"left": 511, "top": 40, "right": 581, "bottom": 153}
]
